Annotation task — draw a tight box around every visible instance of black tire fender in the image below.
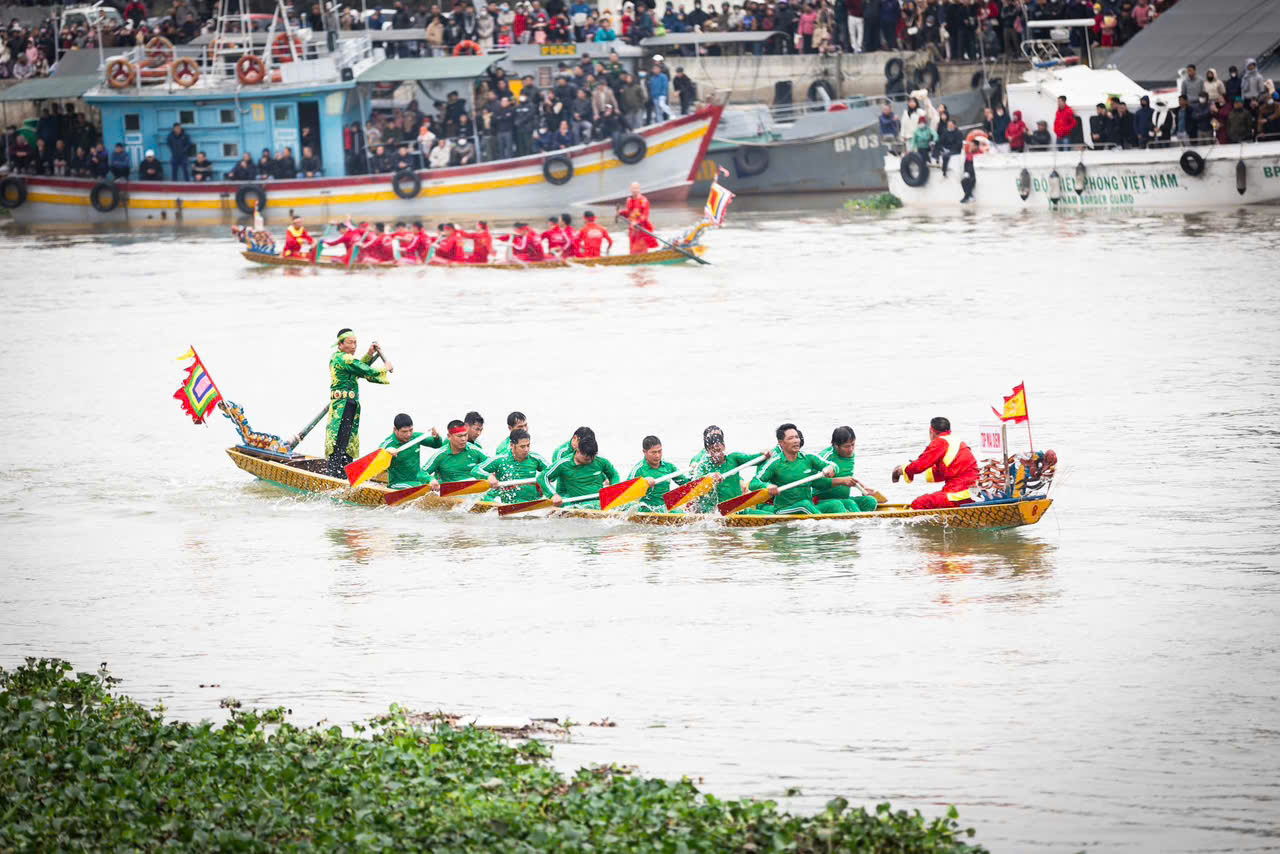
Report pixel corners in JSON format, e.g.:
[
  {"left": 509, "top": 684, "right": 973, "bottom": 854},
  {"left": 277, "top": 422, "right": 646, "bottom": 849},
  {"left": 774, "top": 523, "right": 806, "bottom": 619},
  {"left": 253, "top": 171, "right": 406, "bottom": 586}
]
[
  {"left": 613, "top": 133, "right": 647, "bottom": 164},
  {"left": 1180, "top": 150, "right": 1205, "bottom": 177},
  {"left": 0, "top": 175, "right": 27, "bottom": 209},
  {"left": 884, "top": 57, "right": 904, "bottom": 83},
  {"left": 391, "top": 168, "right": 421, "bottom": 199},
  {"left": 89, "top": 180, "right": 121, "bottom": 213},
  {"left": 808, "top": 79, "right": 836, "bottom": 102},
  {"left": 235, "top": 184, "right": 267, "bottom": 215},
  {"left": 542, "top": 154, "right": 574, "bottom": 185},
  {"left": 900, "top": 151, "right": 929, "bottom": 187},
  {"left": 733, "top": 145, "right": 770, "bottom": 178}
]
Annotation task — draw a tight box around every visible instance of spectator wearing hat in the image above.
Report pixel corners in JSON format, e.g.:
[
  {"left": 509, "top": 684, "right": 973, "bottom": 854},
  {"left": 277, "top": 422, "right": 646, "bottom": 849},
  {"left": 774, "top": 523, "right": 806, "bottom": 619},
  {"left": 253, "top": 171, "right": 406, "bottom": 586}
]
[
  {"left": 1258, "top": 92, "right": 1280, "bottom": 139},
  {"left": 1227, "top": 97, "right": 1253, "bottom": 143},
  {"left": 1133, "top": 96, "right": 1154, "bottom": 148},
  {"left": 1224, "top": 66, "right": 1242, "bottom": 103},
  {"left": 1028, "top": 120, "right": 1052, "bottom": 150},
  {"left": 138, "top": 149, "right": 164, "bottom": 180},
  {"left": 672, "top": 67, "right": 696, "bottom": 115},
  {"left": 1241, "top": 59, "right": 1265, "bottom": 103},
  {"left": 109, "top": 143, "right": 131, "bottom": 180},
  {"left": 165, "top": 122, "right": 193, "bottom": 181},
  {"left": 1089, "top": 103, "right": 1113, "bottom": 148}
]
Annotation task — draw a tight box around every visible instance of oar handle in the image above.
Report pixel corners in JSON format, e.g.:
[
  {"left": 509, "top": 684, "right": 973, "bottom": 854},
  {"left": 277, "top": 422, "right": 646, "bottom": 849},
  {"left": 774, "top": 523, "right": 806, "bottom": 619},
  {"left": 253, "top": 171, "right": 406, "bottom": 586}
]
[
  {"left": 560, "top": 491, "right": 599, "bottom": 505},
  {"left": 652, "top": 468, "right": 691, "bottom": 486},
  {"left": 720, "top": 454, "right": 767, "bottom": 480},
  {"left": 397, "top": 432, "right": 433, "bottom": 454},
  {"left": 496, "top": 477, "right": 538, "bottom": 487},
  {"left": 286, "top": 404, "right": 330, "bottom": 451},
  {"left": 776, "top": 471, "right": 827, "bottom": 494}
]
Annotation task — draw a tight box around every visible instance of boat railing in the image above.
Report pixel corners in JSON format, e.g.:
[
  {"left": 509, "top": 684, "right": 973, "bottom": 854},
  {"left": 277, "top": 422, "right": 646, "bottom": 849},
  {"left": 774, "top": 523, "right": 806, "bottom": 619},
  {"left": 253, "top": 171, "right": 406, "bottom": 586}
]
[{"left": 98, "top": 32, "right": 376, "bottom": 95}]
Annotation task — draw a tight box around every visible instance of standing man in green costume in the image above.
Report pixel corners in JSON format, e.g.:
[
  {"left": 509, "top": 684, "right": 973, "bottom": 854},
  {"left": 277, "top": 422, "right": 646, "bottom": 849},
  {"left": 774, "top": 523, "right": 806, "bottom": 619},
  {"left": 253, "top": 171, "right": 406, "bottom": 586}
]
[
  {"left": 687, "top": 425, "right": 773, "bottom": 515},
  {"left": 539, "top": 433, "right": 620, "bottom": 509},
  {"left": 627, "top": 435, "right": 686, "bottom": 512},
  {"left": 477, "top": 428, "right": 548, "bottom": 503},
  {"left": 813, "top": 425, "right": 878, "bottom": 512},
  {"left": 494, "top": 411, "right": 527, "bottom": 457},
  {"left": 327, "top": 328, "right": 392, "bottom": 476},
  {"left": 425, "top": 420, "right": 492, "bottom": 490},
  {"left": 379, "top": 413, "right": 443, "bottom": 488},
  {"left": 756, "top": 423, "right": 840, "bottom": 515}
]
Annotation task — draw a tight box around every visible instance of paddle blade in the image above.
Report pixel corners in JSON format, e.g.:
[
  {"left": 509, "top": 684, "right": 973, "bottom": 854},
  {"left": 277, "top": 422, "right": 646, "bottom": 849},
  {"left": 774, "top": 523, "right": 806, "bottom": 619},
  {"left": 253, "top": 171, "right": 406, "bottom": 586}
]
[
  {"left": 718, "top": 488, "right": 770, "bottom": 516},
  {"left": 497, "top": 497, "right": 555, "bottom": 517},
  {"left": 867, "top": 488, "right": 889, "bottom": 504},
  {"left": 384, "top": 483, "right": 433, "bottom": 506},
  {"left": 345, "top": 448, "right": 392, "bottom": 487},
  {"left": 599, "top": 478, "right": 648, "bottom": 511},
  {"left": 439, "top": 479, "right": 490, "bottom": 497},
  {"left": 664, "top": 475, "right": 714, "bottom": 510}
]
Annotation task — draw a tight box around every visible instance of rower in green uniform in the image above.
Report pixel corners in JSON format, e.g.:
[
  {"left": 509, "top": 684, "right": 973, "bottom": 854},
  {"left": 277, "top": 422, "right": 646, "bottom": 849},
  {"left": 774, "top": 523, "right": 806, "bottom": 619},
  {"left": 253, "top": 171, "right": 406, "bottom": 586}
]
[
  {"left": 539, "top": 433, "right": 620, "bottom": 509},
  {"left": 425, "top": 419, "right": 491, "bottom": 491},
  {"left": 812, "top": 425, "right": 878, "bottom": 512},
  {"left": 464, "top": 411, "right": 485, "bottom": 447},
  {"left": 687, "top": 425, "right": 773, "bottom": 514},
  {"left": 494, "top": 411, "right": 527, "bottom": 457},
  {"left": 552, "top": 426, "right": 595, "bottom": 462},
  {"left": 756, "top": 423, "right": 841, "bottom": 515},
  {"left": 476, "top": 428, "right": 547, "bottom": 503},
  {"left": 627, "top": 435, "right": 686, "bottom": 512},
  {"left": 326, "top": 328, "right": 393, "bottom": 476},
  {"left": 380, "top": 413, "right": 443, "bottom": 488}
]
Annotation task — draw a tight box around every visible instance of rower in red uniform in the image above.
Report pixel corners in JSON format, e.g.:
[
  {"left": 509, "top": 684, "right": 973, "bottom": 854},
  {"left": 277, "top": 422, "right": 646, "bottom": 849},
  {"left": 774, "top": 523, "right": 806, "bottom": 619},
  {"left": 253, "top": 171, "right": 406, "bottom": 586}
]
[
  {"left": 559, "top": 213, "right": 578, "bottom": 258},
  {"left": 431, "top": 223, "right": 466, "bottom": 264},
  {"left": 355, "top": 223, "right": 396, "bottom": 264},
  {"left": 401, "top": 221, "right": 433, "bottom": 263},
  {"left": 620, "top": 181, "right": 659, "bottom": 255},
  {"left": 325, "top": 219, "right": 366, "bottom": 265},
  {"left": 542, "top": 216, "right": 569, "bottom": 257},
  {"left": 282, "top": 215, "right": 315, "bottom": 259},
  {"left": 574, "top": 210, "right": 613, "bottom": 258},
  {"left": 892, "top": 416, "right": 979, "bottom": 510},
  {"left": 459, "top": 221, "right": 493, "bottom": 263},
  {"left": 507, "top": 222, "right": 546, "bottom": 262}
]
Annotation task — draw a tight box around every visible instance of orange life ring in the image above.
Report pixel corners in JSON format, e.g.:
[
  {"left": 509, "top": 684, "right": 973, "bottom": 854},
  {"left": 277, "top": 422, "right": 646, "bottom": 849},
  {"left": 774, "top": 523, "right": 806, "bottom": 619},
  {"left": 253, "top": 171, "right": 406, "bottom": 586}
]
[
  {"left": 106, "top": 56, "right": 136, "bottom": 88},
  {"left": 236, "top": 54, "right": 267, "bottom": 85},
  {"left": 963, "top": 129, "right": 990, "bottom": 157},
  {"left": 142, "top": 35, "right": 174, "bottom": 68},
  {"left": 453, "top": 39, "right": 481, "bottom": 56},
  {"left": 272, "top": 32, "right": 303, "bottom": 62},
  {"left": 139, "top": 65, "right": 169, "bottom": 84},
  {"left": 172, "top": 57, "right": 200, "bottom": 87}
]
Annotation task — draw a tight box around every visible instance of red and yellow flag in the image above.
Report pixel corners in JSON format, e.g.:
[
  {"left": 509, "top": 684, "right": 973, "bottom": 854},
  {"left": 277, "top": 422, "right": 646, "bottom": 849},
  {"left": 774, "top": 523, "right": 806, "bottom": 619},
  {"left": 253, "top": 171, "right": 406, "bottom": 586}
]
[{"left": 993, "top": 382, "right": 1029, "bottom": 423}]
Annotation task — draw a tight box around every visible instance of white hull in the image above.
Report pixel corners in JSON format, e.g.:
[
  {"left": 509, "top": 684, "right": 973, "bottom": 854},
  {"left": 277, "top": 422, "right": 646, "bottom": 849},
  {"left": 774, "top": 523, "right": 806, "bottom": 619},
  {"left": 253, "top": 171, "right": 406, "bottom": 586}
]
[
  {"left": 5, "top": 107, "right": 720, "bottom": 227},
  {"left": 886, "top": 142, "right": 1280, "bottom": 210}
]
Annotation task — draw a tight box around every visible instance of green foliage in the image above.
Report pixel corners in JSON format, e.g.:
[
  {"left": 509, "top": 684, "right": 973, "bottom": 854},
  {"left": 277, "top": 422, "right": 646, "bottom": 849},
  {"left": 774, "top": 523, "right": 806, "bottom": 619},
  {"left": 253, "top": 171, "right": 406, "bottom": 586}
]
[
  {"left": 844, "top": 193, "right": 904, "bottom": 211},
  {"left": 0, "top": 658, "right": 988, "bottom": 853}
]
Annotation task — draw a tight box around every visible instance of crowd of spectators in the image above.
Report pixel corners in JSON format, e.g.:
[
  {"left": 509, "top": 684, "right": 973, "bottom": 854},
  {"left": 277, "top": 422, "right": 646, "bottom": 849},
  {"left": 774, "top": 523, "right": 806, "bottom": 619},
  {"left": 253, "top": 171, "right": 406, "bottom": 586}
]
[{"left": 341, "top": 52, "right": 696, "bottom": 174}]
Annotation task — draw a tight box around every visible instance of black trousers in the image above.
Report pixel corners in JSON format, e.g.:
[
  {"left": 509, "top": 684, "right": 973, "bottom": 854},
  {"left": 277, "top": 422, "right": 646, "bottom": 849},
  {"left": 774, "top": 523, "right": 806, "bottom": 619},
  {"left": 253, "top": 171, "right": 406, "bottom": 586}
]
[{"left": 327, "top": 400, "right": 359, "bottom": 477}]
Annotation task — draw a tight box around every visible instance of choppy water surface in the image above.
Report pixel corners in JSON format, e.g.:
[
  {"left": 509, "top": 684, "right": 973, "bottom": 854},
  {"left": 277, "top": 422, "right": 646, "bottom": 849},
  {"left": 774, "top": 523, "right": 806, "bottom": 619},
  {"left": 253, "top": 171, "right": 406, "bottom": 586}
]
[{"left": 2, "top": 199, "right": 1278, "bottom": 852}]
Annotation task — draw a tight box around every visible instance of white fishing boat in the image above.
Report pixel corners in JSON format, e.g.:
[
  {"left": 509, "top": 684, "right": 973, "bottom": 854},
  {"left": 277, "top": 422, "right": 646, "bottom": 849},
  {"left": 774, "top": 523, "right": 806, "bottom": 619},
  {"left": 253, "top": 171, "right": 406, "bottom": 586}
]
[{"left": 885, "top": 26, "right": 1280, "bottom": 211}]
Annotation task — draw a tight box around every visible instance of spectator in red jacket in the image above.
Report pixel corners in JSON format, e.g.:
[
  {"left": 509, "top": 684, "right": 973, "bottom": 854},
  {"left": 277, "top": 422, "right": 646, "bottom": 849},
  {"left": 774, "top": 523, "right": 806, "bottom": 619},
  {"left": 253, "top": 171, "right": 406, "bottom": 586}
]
[
  {"left": 1006, "top": 109, "right": 1027, "bottom": 152},
  {"left": 1053, "top": 95, "right": 1078, "bottom": 150}
]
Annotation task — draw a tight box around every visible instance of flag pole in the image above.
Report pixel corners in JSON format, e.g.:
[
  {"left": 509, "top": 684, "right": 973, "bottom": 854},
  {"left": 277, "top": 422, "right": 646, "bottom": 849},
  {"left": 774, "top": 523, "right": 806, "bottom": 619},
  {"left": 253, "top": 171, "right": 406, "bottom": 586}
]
[{"left": 1023, "top": 386, "right": 1034, "bottom": 455}]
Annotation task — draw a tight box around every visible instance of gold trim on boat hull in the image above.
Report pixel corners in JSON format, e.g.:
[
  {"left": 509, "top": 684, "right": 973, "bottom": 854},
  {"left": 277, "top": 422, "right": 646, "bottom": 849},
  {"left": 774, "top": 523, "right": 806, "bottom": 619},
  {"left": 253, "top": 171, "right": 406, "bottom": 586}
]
[
  {"left": 241, "top": 245, "right": 705, "bottom": 270},
  {"left": 227, "top": 448, "right": 1051, "bottom": 530}
]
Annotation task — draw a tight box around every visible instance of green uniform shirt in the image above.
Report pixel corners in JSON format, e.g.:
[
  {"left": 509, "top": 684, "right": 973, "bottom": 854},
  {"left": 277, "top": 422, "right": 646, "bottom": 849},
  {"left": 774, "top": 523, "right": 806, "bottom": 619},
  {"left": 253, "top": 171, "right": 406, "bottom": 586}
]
[
  {"left": 813, "top": 445, "right": 856, "bottom": 502},
  {"left": 626, "top": 459, "right": 684, "bottom": 509},
  {"left": 379, "top": 431, "right": 444, "bottom": 487},
  {"left": 495, "top": 435, "right": 512, "bottom": 458},
  {"left": 551, "top": 438, "right": 575, "bottom": 461},
  {"left": 477, "top": 453, "right": 549, "bottom": 503},
  {"left": 539, "top": 454, "right": 621, "bottom": 500},
  {"left": 424, "top": 443, "right": 491, "bottom": 484},
  {"left": 756, "top": 452, "right": 832, "bottom": 512},
  {"left": 330, "top": 350, "right": 389, "bottom": 394},
  {"left": 685, "top": 450, "right": 765, "bottom": 513}
]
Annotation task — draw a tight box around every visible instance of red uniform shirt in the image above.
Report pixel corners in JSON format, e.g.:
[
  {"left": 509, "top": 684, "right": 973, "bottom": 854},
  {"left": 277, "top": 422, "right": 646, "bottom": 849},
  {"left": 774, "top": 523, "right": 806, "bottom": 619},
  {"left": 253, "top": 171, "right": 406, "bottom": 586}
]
[
  {"left": 903, "top": 432, "right": 979, "bottom": 499},
  {"left": 282, "top": 225, "right": 313, "bottom": 258},
  {"left": 542, "top": 225, "right": 570, "bottom": 255},
  {"left": 575, "top": 222, "right": 612, "bottom": 257},
  {"left": 432, "top": 232, "right": 465, "bottom": 263},
  {"left": 622, "top": 192, "right": 659, "bottom": 253},
  {"left": 460, "top": 227, "right": 492, "bottom": 263},
  {"left": 511, "top": 227, "right": 545, "bottom": 261}
]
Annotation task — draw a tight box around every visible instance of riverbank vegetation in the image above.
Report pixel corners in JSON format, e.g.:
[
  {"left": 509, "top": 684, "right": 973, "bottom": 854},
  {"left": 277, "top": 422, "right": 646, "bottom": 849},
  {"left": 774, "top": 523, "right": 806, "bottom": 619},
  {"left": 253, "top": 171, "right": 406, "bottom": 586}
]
[{"left": 1, "top": 658, "right": 988, "bottom": 852}]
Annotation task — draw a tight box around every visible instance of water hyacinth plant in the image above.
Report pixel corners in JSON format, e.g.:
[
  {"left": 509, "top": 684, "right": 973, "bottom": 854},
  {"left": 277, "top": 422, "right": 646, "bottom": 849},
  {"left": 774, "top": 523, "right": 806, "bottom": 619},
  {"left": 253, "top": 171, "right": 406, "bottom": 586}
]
[{"left": 0, "top": 658, "right": 989, "bottom": 852}]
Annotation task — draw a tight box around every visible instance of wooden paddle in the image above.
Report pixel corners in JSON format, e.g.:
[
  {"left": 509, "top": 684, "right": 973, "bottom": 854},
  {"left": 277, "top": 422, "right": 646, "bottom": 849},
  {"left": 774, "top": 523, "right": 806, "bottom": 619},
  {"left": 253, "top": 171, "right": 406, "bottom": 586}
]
[
  {"left": 718, "top": 470, "right": 829, "bottom": 516},
  {"left": 855, "top": 481, "right": 889, "bottom": 504},
  {"left": 664, "top": 454, "right": 767, "bottom": 511},
  {"left": 599, "top": 468, "right": 689, "bottom": 512},
  {"left": 438, "top": 476, "right": 537, "bottom": 498},
  {"left": 497, "top": 488, "right": 598, "bottom": 517},
  {"left": 614, "top": 213, "right": 710, "bottom": 265}
]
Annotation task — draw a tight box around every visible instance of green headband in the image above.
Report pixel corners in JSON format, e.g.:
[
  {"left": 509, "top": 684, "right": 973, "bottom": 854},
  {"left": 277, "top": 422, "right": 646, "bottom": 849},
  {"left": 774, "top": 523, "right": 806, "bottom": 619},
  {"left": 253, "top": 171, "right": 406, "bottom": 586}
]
[{"left": 336, "top": 331, "right": 356, "bottom": 344}]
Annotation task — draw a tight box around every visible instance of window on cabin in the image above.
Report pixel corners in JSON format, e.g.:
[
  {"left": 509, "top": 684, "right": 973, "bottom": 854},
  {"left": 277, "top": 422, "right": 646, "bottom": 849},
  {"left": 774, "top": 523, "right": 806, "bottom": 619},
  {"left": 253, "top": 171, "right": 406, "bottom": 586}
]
[
  {"left": 124, "top": 114, "right": 141, "bottom": 131},
  {"left": 179, "top": 109, "right": 195, "bottom": 125},
  {"left": 220, "top": 109, "right": 235, "bottom": 124},
  {"left": 274, "top": 105, "right": 290, "bottom": 122},
  {"left": 222, "top": 143, "right": 239, "bottom": 157}
]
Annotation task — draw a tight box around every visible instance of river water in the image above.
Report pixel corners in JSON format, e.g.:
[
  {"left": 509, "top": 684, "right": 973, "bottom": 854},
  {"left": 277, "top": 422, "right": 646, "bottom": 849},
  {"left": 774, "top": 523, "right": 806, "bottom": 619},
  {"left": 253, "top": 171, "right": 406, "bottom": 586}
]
[{"left": 2, "top": 198, "right": 1278, "bottom": 852}]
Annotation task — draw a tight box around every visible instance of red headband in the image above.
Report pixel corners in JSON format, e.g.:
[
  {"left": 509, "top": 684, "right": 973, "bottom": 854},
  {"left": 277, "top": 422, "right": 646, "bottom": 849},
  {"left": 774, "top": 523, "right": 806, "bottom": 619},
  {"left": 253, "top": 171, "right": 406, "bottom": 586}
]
[{"left": 448, "top": 425, "right": 468, "bottom": 435}]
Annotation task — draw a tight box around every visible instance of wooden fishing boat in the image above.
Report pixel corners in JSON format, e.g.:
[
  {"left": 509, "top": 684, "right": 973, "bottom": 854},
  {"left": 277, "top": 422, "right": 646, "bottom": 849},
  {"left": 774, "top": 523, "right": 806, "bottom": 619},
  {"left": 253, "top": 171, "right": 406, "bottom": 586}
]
[
  {"left": 240, "top": 244, "right": 707, "bottom": 270},
  {"left": 227, "top": 446, "right": 1052, "bottom": 530}
]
